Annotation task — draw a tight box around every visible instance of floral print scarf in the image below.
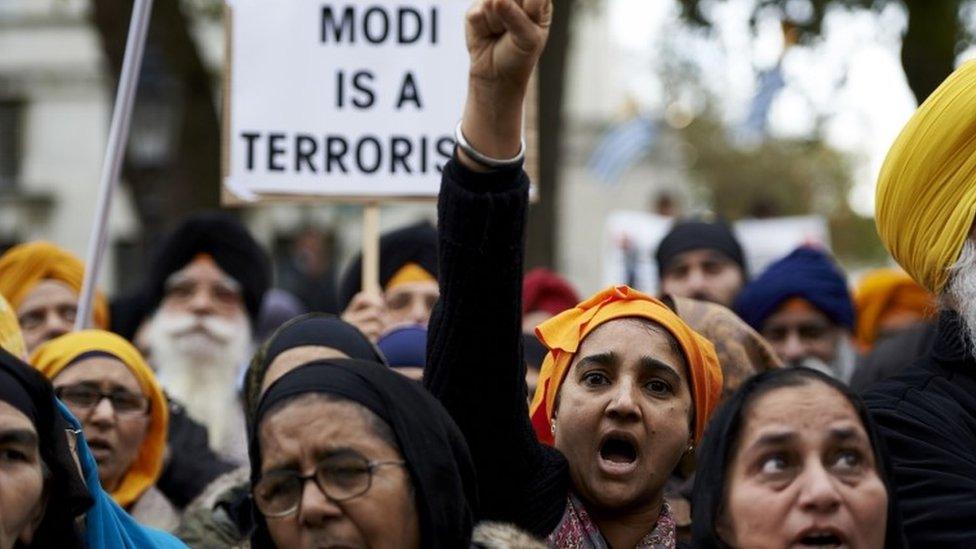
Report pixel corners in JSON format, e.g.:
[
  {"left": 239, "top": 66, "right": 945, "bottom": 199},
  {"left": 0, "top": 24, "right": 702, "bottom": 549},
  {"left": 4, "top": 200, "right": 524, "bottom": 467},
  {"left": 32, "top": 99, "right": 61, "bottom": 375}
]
[{"left": 547, "top": 494, "right": 676, "bottom": 549}]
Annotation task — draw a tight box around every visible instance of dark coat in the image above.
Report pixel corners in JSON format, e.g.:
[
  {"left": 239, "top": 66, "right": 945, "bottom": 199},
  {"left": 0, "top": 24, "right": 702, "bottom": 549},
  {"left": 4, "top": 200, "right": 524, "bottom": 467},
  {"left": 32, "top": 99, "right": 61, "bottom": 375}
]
[
  {"left": 851, "top": 321, "right": 937, "bottom": 393},
  {"left": 863, "top": 311, "right": 976, "bottom": 547}
]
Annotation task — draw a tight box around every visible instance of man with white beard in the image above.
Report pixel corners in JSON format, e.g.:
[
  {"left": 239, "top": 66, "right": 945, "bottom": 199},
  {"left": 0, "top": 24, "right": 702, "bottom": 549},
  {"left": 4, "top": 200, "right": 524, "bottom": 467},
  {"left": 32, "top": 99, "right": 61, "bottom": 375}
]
[
  {"left": 140, "top": 213, "right": 270, "bottom": 464},
  {"left": 864, "top": 61, "right": 976, "bottom": 547}
]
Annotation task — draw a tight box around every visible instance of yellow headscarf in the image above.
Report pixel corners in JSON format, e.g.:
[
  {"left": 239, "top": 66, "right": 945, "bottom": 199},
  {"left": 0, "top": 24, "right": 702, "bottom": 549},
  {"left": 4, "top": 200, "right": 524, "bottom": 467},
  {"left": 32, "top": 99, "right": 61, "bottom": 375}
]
[
  {"left": 854, "top": 268, "right": 935, "bottom": 350},
  {"left": 529, "top": 286, "right": 723, "bottom": 446},
  {"left": 875, "top": 61, "right": 976, "bottom": 294},
  {"left": 0, "top": 242, "right": 109, "bottom": 329},
  {"left": 0, "top": 294, "right": 26, "bottom": 360},
  {"left": 30, "top": 330, "right": 168, "bottom": 508}
]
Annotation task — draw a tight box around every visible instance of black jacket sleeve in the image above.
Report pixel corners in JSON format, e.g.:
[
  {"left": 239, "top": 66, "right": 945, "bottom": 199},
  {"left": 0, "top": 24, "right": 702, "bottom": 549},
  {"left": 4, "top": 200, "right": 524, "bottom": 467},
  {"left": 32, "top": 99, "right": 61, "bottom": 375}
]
[
  {"left": 867, "top": 375, "right": 976, "bottom": 547},
  {"left": 424, "top": 158, "right": 569, "bottom": 538}
]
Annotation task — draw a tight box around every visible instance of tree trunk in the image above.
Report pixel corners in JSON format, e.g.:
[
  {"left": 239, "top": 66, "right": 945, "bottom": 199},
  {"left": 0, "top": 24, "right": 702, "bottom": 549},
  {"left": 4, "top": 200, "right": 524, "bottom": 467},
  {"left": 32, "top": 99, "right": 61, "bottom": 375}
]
[
  {"left": 89, "top": 0, "right": 220, "bottom": 251},
  {"left": 525, "top": 0, "right": 574, "bottom": 269},
  {"left": 901, "top": 0, "right": 959, "bottom": 104}
]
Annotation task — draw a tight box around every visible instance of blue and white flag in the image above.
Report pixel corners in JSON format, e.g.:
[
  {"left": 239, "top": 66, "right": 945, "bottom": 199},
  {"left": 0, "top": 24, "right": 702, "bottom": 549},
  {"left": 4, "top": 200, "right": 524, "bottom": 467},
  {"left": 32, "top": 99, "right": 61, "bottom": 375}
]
[
  {"left": 739, "top": 63, "right": 786, "bottom": 141},
  {"left": 588, "top": 116, "right": 659, "bottom": 184}
]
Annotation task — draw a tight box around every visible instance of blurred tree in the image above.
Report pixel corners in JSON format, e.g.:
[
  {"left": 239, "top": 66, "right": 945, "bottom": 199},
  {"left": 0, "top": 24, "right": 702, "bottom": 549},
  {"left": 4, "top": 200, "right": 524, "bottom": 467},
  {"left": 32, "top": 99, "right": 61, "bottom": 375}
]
[
  {"left": 674, "top": 110, "right": 888, "bottom": 264},
  {"left": 526, "top": 0, "right": 576, "bottom": 269},
  {"left": 678, "top": 0, "right": 966, "bottom": 103},
  {"left": 91, "top": 0, "right": 222, "bottom": 251}
]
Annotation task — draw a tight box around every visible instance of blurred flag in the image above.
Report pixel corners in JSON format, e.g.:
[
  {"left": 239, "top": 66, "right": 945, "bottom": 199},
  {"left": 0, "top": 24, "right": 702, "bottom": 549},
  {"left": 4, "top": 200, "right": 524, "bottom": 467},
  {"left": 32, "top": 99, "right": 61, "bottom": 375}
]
[
  {"left": 739, "top": 63, "right": 786, "bottom": 140},
  {"left": 588, "top": 117, "right": 658, "bottom": 184}
]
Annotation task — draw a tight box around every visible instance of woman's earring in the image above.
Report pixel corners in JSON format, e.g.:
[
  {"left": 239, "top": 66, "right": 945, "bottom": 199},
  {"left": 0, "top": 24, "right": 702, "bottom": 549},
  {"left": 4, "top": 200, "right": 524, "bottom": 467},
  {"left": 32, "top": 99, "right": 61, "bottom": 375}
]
[
  {"left": 687, "top": 442, "right": 694, "bottom": 454},
  {"left": 550, "top": 418, "right": 556, "bottom": 435}
]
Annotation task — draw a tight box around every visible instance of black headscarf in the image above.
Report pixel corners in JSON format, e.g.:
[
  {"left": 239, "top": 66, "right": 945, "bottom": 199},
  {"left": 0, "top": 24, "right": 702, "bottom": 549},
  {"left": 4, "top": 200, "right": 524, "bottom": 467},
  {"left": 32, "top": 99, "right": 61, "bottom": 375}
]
[
  {"left": 337, "top": 221, "right": 438, "bottom": 311},
  {"left": 691, "top": 367, "right": 907, "bottom": 548},
  {"left": 243, "top": 313, "right": 387, "bottom": 424},
  {"left": 655, "top": 219, "right": 747, "bottom": 279},
  {"left": 144, "top": 212, "right": 271, "bottom": 325},
  {"left": 0, "top": 348, "right": 91, "bottom": 548},
  {"left": 248, "top": 359, "right": 478, "bottom": 548}
]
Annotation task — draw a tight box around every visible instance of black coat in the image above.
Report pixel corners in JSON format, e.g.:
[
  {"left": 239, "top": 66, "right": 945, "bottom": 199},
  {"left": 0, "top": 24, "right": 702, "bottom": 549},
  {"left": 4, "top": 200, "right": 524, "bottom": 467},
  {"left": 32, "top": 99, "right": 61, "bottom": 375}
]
[
  {"left": 424, "top": 159, "right": 570, "bottom": 538},
  {"left": 863, "top": 311, "right": 976, "bottom": 547}
]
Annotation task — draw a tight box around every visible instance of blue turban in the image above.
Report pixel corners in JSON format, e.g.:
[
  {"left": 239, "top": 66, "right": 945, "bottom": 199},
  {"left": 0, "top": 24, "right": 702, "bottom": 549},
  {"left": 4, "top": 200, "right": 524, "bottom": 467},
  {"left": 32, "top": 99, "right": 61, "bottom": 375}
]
[{"left": 734, "top": 247, "right": 854, "bottom": 332}]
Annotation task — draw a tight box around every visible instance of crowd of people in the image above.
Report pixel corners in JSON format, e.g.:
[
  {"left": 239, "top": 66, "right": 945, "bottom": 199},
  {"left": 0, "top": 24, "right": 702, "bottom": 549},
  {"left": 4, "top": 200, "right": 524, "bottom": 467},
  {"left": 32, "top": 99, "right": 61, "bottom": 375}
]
[{"left": 0, "top": 0, "right": 974, "bottom": 547}]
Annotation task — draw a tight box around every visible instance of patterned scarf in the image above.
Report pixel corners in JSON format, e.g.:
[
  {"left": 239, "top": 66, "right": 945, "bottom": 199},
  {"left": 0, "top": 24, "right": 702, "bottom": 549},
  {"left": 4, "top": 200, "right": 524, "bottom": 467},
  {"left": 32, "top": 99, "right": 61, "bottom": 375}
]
[{"left": 547, "top": 494, "right": 676, "bottom": 548}]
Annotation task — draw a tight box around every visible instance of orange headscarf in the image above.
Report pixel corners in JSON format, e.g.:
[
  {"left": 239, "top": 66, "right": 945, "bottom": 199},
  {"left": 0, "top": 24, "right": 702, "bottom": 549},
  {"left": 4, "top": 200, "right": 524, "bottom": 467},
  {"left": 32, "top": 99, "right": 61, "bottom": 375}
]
[
  {"left": 529, "top": 286, "right": 723, "bottom": 445},
  {"left": 0, "top": 242, "right": 109, "bottom": 329},
  {"left": 31, "top": 330, "right": 168, "bottom": 508},
  {"left": 854, "top": 268, "right": 935, "bottom": 351}
]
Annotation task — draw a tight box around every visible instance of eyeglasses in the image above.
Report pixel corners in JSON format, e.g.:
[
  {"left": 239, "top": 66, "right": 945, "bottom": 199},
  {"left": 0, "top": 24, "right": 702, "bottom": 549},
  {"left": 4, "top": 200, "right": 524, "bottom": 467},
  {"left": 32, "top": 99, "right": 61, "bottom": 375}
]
[
  {"left": 55, "top": 384, "right": 150, "bottom": 417},
  {"left": 253, "top": 452, "right": 406, "bottom": 518}
]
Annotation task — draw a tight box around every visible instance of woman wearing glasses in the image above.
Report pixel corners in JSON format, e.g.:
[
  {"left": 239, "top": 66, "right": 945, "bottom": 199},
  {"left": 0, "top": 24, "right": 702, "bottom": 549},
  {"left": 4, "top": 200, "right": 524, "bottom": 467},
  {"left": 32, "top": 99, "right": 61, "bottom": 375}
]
[
  {"left": 247, "top": 357, "right": 491, "bottom": 548},
  {"left": 30, "top": 329, "right": 176, "bottom": 531}
]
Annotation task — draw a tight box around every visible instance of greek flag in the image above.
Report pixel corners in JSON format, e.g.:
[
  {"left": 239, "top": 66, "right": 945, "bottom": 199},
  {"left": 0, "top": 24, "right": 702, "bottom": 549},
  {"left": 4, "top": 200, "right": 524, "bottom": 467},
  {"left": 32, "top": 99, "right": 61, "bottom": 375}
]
[
  {"left": 588, "top": 116, "right": 658, "bottom": 184},
  {"left": 739, "top": 63, "right": 786, "bottom": 140}
]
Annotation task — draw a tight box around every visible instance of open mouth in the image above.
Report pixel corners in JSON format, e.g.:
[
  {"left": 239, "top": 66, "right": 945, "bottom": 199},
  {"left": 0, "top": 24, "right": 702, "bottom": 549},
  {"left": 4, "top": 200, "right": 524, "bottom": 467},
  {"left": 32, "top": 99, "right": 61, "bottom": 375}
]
[
  {"left": 599, "top": 436, "right": 638, "bottom": 465},
  {"left": 796, "top": 531, "right": 845, "bottom": 548},
  {"left": 87, "top": 439, "right": 113, "bottom": 458}
]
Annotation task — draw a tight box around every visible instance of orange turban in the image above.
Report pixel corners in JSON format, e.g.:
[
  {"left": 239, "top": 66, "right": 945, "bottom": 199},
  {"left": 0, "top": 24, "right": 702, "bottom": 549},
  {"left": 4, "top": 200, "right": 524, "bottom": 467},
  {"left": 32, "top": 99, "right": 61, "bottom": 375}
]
[
  {"left": 854, "top": 268, "right": 935, "bottom": 351},
  {"left": 0, "top": 242, "right": 109, "bottom": 329},
  {"left": 529, "top": 286, "right": 723, "bottom": 445},
  {"left": 31, "top": 330, "right": 167, "bottom": 508}
]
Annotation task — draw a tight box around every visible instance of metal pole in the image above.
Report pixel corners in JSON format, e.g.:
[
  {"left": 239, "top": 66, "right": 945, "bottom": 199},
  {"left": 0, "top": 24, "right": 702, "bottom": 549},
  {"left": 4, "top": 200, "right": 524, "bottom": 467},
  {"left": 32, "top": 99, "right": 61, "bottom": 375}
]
[{"left": 75, "top": 0, "right": 154, "bottom": 330}]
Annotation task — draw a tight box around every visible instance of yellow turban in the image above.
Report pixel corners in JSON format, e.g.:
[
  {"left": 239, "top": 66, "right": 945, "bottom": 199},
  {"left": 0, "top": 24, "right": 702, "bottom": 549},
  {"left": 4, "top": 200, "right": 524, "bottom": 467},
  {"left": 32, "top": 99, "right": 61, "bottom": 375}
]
[
  {"left": 0, "top": 294, "right": 26, "bottom": 360},
  {"left": 875, "top": 61, "right": 976, "bottom": 294},
  {"left": 854, "top": 268, "right": 935, "bottom": 350},
  {"left": 31, "top": 330, "right": 168, "bottom": 508},
  {"left": 0, "top": 242, "right": 109, "bottom": 329}
]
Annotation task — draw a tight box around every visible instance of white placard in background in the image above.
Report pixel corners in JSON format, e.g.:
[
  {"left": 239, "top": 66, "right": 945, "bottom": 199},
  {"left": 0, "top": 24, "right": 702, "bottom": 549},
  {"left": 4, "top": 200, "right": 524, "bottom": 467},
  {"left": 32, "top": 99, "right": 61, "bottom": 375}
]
[
  {"left": 224, "top": 1, "right": 470, "bottom": 201},
  {"left": 603, "top": 212, "right": 831, "bottom": 293}
]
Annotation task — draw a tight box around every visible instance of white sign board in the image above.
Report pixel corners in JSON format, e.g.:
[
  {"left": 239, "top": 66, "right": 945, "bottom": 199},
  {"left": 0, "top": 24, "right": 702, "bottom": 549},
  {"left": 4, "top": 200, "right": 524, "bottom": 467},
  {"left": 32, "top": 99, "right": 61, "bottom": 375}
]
[
  {"left": 603, "top": 212, "right": 830, "bottom": 293},
  {"left": 223, "top": 1, "right": 470, "bottom": 202}
]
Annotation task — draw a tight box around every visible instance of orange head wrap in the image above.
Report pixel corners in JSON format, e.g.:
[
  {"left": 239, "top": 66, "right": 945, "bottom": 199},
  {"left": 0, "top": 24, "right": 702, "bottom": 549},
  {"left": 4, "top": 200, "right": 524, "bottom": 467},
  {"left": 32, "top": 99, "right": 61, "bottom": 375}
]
[
  {"left": 854, "top": 268, "right": 936, "bottom": 350},
  {"left": 0, "top": 242, "right": 109, "bottom": 329},
  {"left": 529, "top": 285, "right": 723, "bottom": 445},
  {"left": 31, "top": 330, "right": 167, "bottom": 508}
]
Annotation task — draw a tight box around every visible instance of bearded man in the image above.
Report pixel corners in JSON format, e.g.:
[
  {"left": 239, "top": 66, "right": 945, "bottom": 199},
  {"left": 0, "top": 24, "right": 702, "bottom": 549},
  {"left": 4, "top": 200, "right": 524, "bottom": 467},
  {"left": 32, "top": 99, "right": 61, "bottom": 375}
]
[
  {"left": 733, "top": 246, "right": 857, "bottom": 382},
  {"left": 655, "top": 218, "right": 748, "bottom": 308},
  {"left": 140, "top": 213, "right": 270, "bottom": 462},
  {"left": 865, "top": 61, "right": 976, "bottom": 547}
]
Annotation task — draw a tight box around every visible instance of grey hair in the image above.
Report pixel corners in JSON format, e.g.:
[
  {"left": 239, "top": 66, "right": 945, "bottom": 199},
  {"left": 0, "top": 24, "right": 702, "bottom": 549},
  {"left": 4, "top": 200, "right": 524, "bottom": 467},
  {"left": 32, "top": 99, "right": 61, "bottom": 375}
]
[{"left": 942, "top": 239, "right": 976, "bottom": 354}]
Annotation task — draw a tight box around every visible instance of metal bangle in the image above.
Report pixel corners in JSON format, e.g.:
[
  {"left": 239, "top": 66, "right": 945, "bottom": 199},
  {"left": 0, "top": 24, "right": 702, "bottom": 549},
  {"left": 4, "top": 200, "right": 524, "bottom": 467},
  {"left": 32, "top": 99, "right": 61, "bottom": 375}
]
[{"left": 454, "top": 120, "right": 525, "bottom": 169}]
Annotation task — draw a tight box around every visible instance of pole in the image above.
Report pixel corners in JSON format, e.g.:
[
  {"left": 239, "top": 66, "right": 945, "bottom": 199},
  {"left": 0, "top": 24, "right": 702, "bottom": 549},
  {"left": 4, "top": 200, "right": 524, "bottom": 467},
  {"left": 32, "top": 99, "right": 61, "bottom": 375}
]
[
  {"left": 75, "top": 0, "right": 154, "bottom": 330},
  {"left": 361, "top": 203, "right": 381, "bottom": 296}
]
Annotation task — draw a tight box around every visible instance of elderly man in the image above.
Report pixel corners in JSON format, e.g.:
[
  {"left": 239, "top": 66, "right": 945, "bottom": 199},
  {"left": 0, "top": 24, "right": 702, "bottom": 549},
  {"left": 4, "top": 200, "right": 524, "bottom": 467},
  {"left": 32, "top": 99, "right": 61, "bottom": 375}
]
[
  {"left": 139, "top": 212, "right": 270, "bottom": 461},
  {"left": 655, "top": 219, "right": 748, "bottom": 307},
  {"left": 338, "top": 221, "right": 439, "bottom": 341},
  {"left": 0, "top": 242, "right": 109, "bottom": 353},
  {"left": 734, "top": 246, "right": 857, "bottom": 382},
  {"left": 865, "top": 61, "right": 976, "bottom": 546}
]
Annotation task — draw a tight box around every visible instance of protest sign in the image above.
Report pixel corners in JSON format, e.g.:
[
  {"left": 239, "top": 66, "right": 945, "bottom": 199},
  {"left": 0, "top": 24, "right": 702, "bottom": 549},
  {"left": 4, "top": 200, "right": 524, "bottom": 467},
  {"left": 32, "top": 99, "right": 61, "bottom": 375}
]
[{"left": 224, "top": 1, "right": 477, "bottom": 202}]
